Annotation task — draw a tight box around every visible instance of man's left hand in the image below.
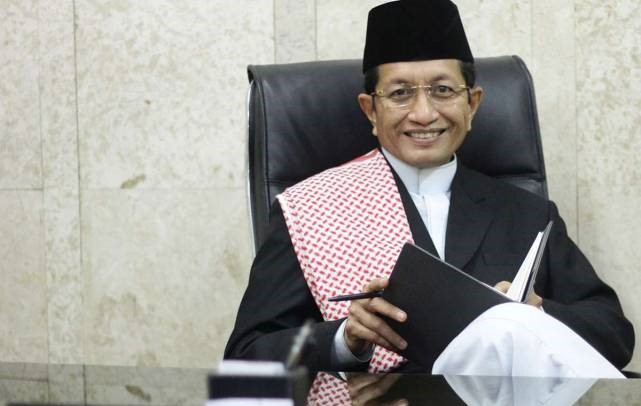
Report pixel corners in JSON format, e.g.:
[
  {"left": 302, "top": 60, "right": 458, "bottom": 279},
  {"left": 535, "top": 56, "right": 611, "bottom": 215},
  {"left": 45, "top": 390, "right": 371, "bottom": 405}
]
[{"left": 494, "top": 281, "right": 543, "bottom": 308}]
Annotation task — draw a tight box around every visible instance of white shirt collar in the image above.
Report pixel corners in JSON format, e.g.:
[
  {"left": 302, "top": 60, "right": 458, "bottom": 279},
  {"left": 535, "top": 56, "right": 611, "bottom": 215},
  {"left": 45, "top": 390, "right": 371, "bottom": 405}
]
[{"left": 381, "top": 148, "right": 457, "bottom": 195}]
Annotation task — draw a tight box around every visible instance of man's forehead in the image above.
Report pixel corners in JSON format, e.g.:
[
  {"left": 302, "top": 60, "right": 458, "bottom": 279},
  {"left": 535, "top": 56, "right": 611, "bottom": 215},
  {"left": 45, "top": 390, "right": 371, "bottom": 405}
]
[{"left": 377, "top": 59, "right": 464, "bottom": 83}]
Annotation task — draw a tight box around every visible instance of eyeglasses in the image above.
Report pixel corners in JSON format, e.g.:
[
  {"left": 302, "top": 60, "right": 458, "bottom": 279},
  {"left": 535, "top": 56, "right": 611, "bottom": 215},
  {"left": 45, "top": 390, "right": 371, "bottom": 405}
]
[{"left": 371, "top": 83, "right": 470, "bottom": 109}]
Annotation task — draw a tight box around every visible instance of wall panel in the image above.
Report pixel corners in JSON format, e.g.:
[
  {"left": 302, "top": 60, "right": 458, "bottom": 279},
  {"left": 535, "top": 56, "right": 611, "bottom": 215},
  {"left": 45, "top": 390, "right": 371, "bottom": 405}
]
[
  {"left": 0, "top": 0, "right": 42, "bottom": 189},
  {"left": 576, "top": 0, "right": 641, "bottom": 371}
]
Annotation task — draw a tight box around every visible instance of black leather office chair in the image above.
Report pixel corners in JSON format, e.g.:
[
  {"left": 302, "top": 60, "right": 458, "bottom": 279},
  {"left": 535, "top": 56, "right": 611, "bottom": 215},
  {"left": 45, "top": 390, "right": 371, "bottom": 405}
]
[
  {"left": 245, "top": 57, "right": 641, "bottom": 378},
  {"left": 246, "top": 56, "right": 546, "bottom": 251}
]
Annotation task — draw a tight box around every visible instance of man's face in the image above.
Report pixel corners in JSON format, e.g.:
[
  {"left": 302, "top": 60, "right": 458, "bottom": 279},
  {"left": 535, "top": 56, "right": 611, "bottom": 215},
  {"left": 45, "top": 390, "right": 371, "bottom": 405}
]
[{"left": 358, "top": 59, "right": 483, "bottom": 168}]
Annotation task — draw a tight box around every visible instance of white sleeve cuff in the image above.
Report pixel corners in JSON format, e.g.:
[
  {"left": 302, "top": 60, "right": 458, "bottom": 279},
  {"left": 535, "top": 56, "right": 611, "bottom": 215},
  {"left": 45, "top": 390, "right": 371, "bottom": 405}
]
[{"left": 331, "top": 319, "right": 374, "bottom": 368}]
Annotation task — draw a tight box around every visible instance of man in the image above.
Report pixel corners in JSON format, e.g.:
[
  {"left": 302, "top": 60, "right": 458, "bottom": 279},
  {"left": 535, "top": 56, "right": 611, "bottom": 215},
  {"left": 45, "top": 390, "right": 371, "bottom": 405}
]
[{"left": 225, "top": 0, "right": 634, "bottom": 375}]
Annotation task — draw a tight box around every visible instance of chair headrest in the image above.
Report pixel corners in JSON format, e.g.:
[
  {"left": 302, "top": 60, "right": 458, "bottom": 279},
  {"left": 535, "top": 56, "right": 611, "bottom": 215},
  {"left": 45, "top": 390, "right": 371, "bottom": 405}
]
[{"left": 247, "top": 56, "right": 547, "bottom": 249}]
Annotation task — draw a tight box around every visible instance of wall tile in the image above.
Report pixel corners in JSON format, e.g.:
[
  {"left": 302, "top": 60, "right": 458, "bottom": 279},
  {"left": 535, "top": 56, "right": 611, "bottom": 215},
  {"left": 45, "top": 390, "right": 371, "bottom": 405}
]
[
  {"left": 0, "top": 0, "right": 42, "bottom": 189},
  {"left": 81, "top": 188, "right": 251, "bottom": 367},
  {"left": 576, "top": 0, "right": 641, "bottom": 371},
  {"left": 578, "top": 182, "right": 641, "bottom": 371},
  {"left": 38, "top": 0, "right": 84, "bottom": 365},
  {"left": 84, "top": 365, "right": 205, "bottom": 405},
  {"left": 46, "top": 364, "right": 85, "bottom": 403},
  {"left": 456, "top": 0, "right": 531, "bottom": 61},
  {"left": 0, "top": 191, "right": 47, "bottom": 363},
  {"left": 40, "top": 0, "right": 79, "bottom": 191},
  {"left": 316, "top": 0, "right": 387, "bottom": 60},
  {"left": 0, "top": 381, "right": 47, "bottom": 405},
  {"left": 576, "top": 0, "right": 641, "bottom": 184},
  {"left": 532, "top": 0, "right": 578, "bottom": 239},
  {"left": 75, "top": 0, "right": 274, "bottom": 190},
  {"left": 0, "top": 363, "right": 86, "bottom": 403},
  {"left": 0, "top": 363, "right": 49, "bottom": 403},
  {"left": 44, "top": 188, "right": 84, "bottom": 364},
  {"left": 275, "top": 0, "right": 316, "bottom": 63}
]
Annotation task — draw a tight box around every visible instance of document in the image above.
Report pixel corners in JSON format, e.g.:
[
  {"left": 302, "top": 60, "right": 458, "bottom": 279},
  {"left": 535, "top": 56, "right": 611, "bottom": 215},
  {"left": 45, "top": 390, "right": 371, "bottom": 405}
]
[
  {"left": 381, "top": 221, "right": 553, "bottom": 370},
  {"left": 506, "top": 221, "right": 552, "bottom": 302}
]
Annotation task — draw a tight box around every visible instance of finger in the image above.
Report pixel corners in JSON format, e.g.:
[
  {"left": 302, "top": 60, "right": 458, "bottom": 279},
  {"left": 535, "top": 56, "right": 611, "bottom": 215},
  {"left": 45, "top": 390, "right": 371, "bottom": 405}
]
[
  {"left": 352, "top": 385, "right": 387, "bottom": 405},
  {"left": 367, "top": 297, "right": 407, "bottom": 323},
  {"left": 345, "top": 317, "right": 399, "bottom": 352},
  {"left": 352, "top": 383, "right": 389, "bottom": 405},
  {"left": 494, "top": 280, "right": 511, "bottom": 293},
  {"left": 347, "top": 373, "right": 385, "bottom": 398},
  {"left": 347, "top": 372, "right": 379, "bottom": 388},
  {"left": 373, "top": 373, "right": 402, "bottom": 394},
  {"left": 526, "top": 292, "right": 543, "bottom": 308},
  {"left": 345, "top": 302, "right": 374, "bottom": 353},
  {"left": 363, "top": 277, "right": 389, "bottom": 293},
  {"left": 349, "top": 304, "right": 407, "bottom": 351}
]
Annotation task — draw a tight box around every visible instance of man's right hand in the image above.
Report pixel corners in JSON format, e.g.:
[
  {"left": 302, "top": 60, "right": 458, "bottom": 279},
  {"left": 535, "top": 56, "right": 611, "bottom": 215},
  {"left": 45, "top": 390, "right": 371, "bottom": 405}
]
[{"left": 344, "top": 277, "right": 408, "bottom": 355}]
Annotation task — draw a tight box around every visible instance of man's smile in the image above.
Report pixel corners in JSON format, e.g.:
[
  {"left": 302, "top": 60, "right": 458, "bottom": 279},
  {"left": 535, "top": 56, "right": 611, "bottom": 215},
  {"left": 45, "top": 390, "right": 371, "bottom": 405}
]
[{"left": 403, "top": 128, "right": 447, "bottom": 140}]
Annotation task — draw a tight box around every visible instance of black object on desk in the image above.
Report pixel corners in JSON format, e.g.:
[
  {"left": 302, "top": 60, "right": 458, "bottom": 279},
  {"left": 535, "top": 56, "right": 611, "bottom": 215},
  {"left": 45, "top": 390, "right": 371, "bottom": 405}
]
[
  {"left": 209, "top": 321, "right": 313, "bottom": 404},
  {"left": 208, "top": 366, "right": 309, "bottom": 405}
]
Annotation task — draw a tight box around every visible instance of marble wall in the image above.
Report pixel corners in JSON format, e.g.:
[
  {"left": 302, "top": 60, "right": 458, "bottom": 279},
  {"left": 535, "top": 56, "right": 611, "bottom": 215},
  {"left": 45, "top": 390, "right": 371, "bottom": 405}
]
[{"left": 0, "top": 0, "right": 640, "bottom": 371}]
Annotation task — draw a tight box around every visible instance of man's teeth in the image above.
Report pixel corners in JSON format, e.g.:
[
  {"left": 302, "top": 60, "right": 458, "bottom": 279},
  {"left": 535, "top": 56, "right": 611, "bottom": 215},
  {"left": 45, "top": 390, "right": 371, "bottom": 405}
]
[{"left": 406, "top": 130, "right": 443, "bottom": 139}]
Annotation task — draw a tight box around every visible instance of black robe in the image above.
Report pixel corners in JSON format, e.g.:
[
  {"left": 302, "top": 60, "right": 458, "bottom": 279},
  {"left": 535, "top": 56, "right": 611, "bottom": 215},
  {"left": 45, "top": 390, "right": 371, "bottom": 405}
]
[{"left": 224, "top": 163, "right": 635, "bottom": 372}]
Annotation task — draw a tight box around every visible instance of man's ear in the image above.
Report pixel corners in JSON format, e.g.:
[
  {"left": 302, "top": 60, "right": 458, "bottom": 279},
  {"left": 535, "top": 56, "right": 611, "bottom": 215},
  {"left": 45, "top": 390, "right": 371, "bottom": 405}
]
[
  {"left": 357, "top": 93, "right": 378, "bottom": 136},
  {"left": 467, "top": 86, "right": 484, "bottom": 131}
]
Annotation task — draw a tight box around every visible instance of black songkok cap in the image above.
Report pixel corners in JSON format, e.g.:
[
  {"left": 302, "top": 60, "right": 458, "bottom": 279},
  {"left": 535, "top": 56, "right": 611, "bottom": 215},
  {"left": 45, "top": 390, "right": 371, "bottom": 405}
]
[{"left": 362, "top": 0, "right": 474, "bottom": 73}]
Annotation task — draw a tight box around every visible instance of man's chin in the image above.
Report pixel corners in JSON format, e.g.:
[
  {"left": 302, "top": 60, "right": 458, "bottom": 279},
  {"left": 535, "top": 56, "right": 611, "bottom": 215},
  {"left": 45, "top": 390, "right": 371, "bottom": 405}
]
[{"left": 403, "top": 152, "right": 451, "bottom": 169}]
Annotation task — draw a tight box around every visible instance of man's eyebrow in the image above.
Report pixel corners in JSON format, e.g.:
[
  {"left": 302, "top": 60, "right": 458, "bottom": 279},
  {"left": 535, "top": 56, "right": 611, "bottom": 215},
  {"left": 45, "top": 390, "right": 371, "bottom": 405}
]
[
  {"left": 384, "top": 74, "right": 456, "bottom": 85},
  {"left": 429, "top": 74, "right": 456, "bottom": 82},
  {"left": 385, "top": 78, "right": 413, "bottom": 85}
]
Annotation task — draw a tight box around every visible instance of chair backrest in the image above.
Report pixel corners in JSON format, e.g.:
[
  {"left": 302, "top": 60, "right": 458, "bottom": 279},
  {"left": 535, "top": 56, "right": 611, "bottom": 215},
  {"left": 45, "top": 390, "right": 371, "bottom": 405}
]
[{"left": 246, "top": 56, "right": 547, "bottom": 251}]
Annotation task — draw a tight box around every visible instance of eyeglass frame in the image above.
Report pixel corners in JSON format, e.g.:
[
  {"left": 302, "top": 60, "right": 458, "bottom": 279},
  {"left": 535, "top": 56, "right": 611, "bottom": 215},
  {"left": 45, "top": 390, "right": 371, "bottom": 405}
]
[{"left": 370, "top": 83, "right": 471, "bottom": 109}]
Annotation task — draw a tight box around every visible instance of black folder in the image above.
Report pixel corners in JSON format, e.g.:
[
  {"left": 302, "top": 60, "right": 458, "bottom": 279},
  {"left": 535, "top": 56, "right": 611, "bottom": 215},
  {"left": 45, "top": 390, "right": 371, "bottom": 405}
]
[{"left": 381, "top": 243, "right": 513, "bottom": 371}]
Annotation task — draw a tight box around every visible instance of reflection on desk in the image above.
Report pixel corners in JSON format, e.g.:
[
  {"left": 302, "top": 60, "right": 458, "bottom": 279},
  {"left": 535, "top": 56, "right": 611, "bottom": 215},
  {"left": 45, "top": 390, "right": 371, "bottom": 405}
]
[
  {"left": 308, "top": 372, "right": 641, "bottom": 406},
  {"left": 1, "top": 362, "right": 640, "bottom": 405}
]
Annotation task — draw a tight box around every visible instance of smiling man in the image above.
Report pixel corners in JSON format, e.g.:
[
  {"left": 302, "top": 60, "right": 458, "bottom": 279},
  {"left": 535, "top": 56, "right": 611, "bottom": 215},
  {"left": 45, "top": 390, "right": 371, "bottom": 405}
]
[
  {"left": 225, "top": 0, "right": 634, "bottom": 376},
  {"left": 358, "top": 59, "right": 481, "bottom": 170}
]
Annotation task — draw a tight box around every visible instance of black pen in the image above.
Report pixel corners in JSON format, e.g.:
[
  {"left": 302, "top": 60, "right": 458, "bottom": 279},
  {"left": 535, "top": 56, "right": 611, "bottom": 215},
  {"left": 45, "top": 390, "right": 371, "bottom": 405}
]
[{"left": 328, "top": 290, "right": 384, "bottom": 302}]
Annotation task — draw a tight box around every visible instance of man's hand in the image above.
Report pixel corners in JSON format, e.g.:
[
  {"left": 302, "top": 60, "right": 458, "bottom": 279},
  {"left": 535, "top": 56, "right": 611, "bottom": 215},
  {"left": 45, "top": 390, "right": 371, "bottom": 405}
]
[
  {"left": 347, "top": 373, "right": 406, "bottom": 406},
  {"left": 344, "top": 278, "right": 408, "bottom": 354},
  {"left": 494, "top": 280, "right": 543, "bottom": 308}
]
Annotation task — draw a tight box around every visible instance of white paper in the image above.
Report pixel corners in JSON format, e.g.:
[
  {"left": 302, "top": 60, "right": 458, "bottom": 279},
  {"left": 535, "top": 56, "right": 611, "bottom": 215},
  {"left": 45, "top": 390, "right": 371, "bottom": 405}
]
[{"left": 506, "top": 232, "right": 543, "bottom": 301}]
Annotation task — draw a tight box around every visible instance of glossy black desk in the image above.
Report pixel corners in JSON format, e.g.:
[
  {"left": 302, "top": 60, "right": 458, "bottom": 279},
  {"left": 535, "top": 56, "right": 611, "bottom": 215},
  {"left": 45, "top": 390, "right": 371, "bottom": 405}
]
[{"left": 1, "top": 363, "right": 640, "bottom": 405}]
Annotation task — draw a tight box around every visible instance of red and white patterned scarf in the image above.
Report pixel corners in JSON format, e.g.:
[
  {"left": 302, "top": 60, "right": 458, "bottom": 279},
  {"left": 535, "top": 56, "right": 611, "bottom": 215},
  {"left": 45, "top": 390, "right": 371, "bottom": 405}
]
[{"left": 278, "top": 149, "right": 414, "bottom": 373}]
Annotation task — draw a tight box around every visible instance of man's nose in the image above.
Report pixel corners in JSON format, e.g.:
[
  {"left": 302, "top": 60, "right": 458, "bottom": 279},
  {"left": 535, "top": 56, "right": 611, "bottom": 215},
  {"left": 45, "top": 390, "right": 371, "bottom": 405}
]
[{"left": 407, "top": 89, "right": 439, "bottom": 123}]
